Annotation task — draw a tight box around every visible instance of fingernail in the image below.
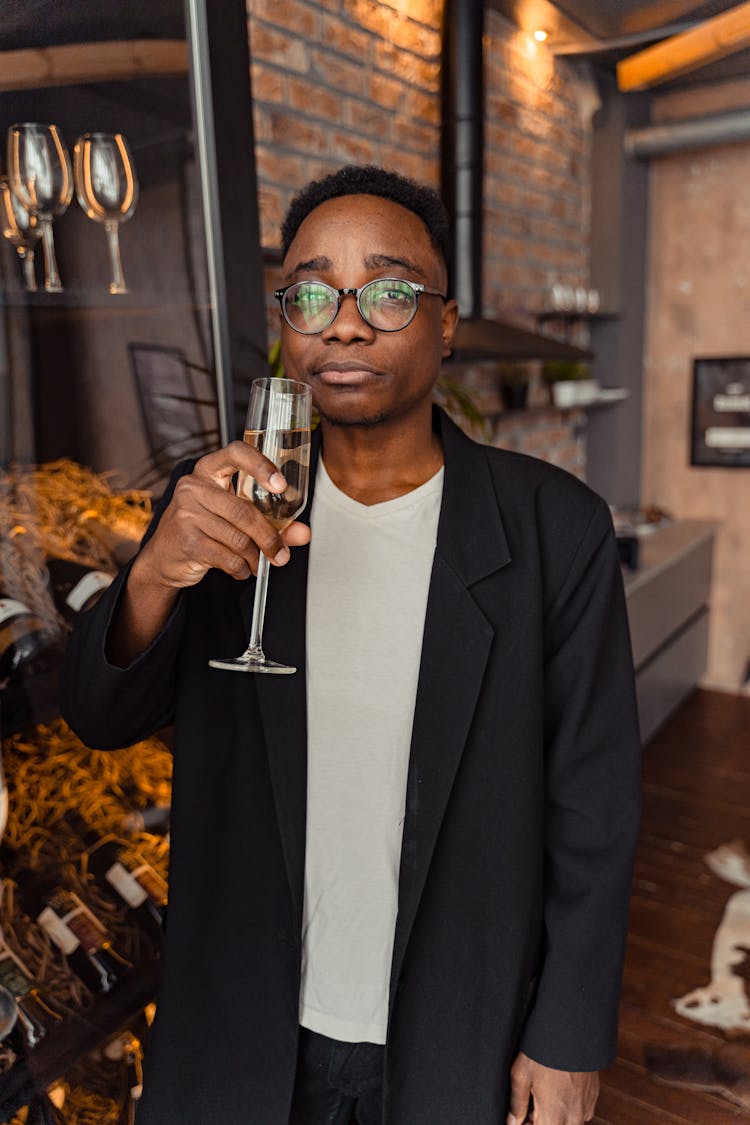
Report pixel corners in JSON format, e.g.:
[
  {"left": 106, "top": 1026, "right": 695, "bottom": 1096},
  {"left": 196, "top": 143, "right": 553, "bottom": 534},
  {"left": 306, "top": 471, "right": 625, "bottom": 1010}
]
[
  {"left": 269, "top": 472, "right": 286, "bottom": 491},
  {"left": 508, "top": 1117, "right": 518, "bottom": 1125},
  {"left": 273, "top": 546, "right": 290, "bottom": 565}
]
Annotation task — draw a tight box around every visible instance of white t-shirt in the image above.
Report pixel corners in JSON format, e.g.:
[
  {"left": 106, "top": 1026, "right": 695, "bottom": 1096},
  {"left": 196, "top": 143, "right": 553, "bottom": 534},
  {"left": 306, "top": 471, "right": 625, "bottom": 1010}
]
[{"left": 300, "top": 457, "right": 443, "bottom": 1044}]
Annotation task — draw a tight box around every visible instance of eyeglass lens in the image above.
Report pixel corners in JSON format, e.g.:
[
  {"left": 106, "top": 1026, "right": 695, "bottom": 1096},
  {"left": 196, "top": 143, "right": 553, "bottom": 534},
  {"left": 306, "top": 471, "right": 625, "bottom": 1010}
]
[{"left": 283, "top": 279, "right": 418, "bottom": 333}]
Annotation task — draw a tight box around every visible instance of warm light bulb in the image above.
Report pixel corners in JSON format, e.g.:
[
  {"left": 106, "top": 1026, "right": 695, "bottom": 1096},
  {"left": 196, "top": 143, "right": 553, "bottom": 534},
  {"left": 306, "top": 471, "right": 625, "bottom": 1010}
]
[{"left": 533, "top": 28, "right": 549, "bottom": 42}]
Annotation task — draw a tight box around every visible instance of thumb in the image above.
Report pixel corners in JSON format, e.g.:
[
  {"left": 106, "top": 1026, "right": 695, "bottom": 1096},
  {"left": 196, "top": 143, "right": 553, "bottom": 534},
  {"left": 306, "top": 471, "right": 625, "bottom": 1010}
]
[{"left": 507, "top": 1066, "right": 532, "bottom": 1125}]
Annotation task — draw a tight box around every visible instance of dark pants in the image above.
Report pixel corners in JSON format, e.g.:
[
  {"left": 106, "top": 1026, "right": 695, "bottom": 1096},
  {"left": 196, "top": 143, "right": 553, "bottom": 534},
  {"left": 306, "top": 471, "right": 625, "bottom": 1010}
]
[{"left": 289, "top": 1027, "right": 385, "bottom": 1125}]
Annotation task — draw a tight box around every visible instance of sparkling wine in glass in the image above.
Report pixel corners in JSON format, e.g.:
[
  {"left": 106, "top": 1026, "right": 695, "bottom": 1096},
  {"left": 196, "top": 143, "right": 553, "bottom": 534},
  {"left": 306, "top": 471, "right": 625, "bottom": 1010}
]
[
  {"left": 7, "top": 123, "right": 73, "bottom": 293},
  {"left": 209, "top": 377, "right": 312, "bottom": 674},
  {"left": 0, "top": 175, "right": 41, "bottom": 291},
  {"left": 73, "top": 132, "right": 138, "bottom": 295}
]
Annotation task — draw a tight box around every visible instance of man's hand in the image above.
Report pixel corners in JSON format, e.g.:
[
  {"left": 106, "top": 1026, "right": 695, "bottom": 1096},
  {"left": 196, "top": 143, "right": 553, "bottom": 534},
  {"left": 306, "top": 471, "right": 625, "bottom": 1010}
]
[
  {"left": 507, "top": 1052, "right": 599, "bottom": 1125},
  {"left": 139, "top": 441, "right": 311, "bottom": 591},
  {"left": 108, "top": 441, "right": 311, "bottom": 666}
]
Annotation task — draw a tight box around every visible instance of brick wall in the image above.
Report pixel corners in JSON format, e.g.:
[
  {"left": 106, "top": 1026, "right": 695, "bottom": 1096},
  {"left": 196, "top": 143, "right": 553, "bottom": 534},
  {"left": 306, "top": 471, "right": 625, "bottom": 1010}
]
[
  {"left": 246, "top": 0, "right": 593, "bottom": 477},
  {"left": 483, "top": 11, "right": 592, "bottom": 321},
  {"left": 247, "top": 0, "right": 442, "bottom": 248}
]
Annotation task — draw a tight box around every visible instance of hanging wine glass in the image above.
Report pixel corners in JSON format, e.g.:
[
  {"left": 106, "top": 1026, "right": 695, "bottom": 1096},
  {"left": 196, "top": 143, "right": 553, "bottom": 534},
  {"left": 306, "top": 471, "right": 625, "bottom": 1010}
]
[
  {"left": 73, "top": 132, "right": 138, "bottom": 295},
  {"left": 6, "top": 123, "right": 73, "bottom": 293},
  {"left": 0, "top": 175, "right": 41, "bottom": 291}
]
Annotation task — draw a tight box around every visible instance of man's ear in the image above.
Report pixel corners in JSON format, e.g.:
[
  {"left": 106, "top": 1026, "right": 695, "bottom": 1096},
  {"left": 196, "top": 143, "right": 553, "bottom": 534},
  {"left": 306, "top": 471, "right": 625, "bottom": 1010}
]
[{"left": 441, "top": 299, "right": 460, "bottom": 358}]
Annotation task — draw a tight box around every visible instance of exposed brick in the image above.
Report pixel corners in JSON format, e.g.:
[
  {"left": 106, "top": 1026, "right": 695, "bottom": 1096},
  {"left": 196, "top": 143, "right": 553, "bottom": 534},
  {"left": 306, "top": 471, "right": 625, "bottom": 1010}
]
[
  {"left": 319, "top": 14, "right": 373, "bottom": 60},
  {"left": 379, "top": 146, "right": 435, "bottom": 184},
  {"left": 252, "top": 107, "right": 273, "bottom": 142},
  {"left": 249, "top": 22, "right": 310, "bottom": 73},
  {"left": 255, "top": 147, "right": 311, "bottom": 189},
  {"left": 310, "top": 47, "right": 366, "bottom": 95},
  {"left": 268, "top": 109, "right": 328, "bottom": 152},
  {"left": 373, "top": 41, "right": 440, "bottom": 89},
  {"left": 250, "top": 0, "right": 318, "bottom": 38},
  {"left": 251, "top": 63, "right": 287, "bottom": 104},
  {"left": 258, "top": 183, "right": 283, "bottom": 220},
  {"left": 378, "top": 0, "right": 441, "bottom": 25},
  {"left": 392, "top": 116, "right": 438, "bottom": 154},
  {"left": 343, "top": 99, "right": 393, "bottom": 141},
  {"left": 288, "top": 76, "right": 342, "bottom": 123},
  {"left": 328, "top": 130, "right": 375, "bottom": 164},
  {"left": 258, "top": 183, "right": 284, "bottom": 245},
  {"left": 368, "top": 71, "right": 406, "bottom": 110},
  {"left": 350, "top": 0, "right": 394, "bottom": 40},
  {"left": 411, "top": 89, "right": 440, "bottom": 126},
  {"left": 386, "top": 16, "right": 441, "bottom": 57}
]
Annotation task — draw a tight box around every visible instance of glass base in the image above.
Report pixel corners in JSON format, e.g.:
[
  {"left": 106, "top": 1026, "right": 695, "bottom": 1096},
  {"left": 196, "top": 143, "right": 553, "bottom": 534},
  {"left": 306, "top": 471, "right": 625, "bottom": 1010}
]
[{"left": 208, "top": 654, "right": 296, "bottom": 674}]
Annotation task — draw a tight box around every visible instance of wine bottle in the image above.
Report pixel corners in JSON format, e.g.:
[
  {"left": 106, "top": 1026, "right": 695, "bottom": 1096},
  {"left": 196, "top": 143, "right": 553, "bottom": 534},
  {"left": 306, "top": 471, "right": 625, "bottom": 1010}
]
[
  {"left": 72, "top": 818, "right": 166, "bottom": 943},
  {"left": 26, "top": 1095, "right": 65, "bottom": 1125},
  {"left": 0, "top": 942, "right": 60, "bottom": 1050},
  {"left": 0, "top": 983, "right": 17, "bottom": 1040},
  {"left": 121, "top": 803, "right": 170, "bottom": 835},
  {"left": 45, "top": 558, "right": 114, "bottom": 624},
  {"left": 18, "top": 877, "right": 126, "bottom": 994},
  {"left": 0, "top": 595, "right": 50, "bottom": 685}
]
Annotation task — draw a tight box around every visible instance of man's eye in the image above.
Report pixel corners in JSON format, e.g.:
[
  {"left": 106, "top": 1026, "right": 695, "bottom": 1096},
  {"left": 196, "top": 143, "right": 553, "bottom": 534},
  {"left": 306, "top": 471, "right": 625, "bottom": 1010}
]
[{"left": 380, "top": 288, "right": 411, "bottom": 304}]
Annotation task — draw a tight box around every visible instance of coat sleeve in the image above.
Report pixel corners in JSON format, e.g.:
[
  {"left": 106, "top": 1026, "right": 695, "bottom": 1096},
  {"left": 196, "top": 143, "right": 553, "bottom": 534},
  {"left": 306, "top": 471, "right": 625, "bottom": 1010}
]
[
  {"left": 60, "top": 460, "right": 195, "bottom": 750},
  {"left": 519, "top": 496, "right": 641, "bottom": 1072}
]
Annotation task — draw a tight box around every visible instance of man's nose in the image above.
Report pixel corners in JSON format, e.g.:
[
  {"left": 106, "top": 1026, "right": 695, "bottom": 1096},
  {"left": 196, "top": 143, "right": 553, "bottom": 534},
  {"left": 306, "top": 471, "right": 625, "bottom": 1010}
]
[{"left": 321, "top": 293, "right": 375, "bottom": 343}]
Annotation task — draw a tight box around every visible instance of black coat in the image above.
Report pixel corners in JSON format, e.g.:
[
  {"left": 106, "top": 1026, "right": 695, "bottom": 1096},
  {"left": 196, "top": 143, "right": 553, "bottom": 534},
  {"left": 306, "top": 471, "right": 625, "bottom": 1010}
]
[{"left": 62, "top": 409, "right": 641, "bottom": 1125}]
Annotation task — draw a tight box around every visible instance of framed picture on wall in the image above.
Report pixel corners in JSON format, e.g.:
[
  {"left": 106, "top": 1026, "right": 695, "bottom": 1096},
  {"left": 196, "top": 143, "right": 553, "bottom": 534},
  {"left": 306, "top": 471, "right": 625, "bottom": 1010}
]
[{"left": 690, "top": 357, "right": 750, "bottom": 468}]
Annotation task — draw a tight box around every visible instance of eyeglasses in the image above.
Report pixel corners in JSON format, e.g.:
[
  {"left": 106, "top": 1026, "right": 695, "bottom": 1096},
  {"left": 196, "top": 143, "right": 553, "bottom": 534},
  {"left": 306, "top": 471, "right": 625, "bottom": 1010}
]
[{"left": 274, "top": 277, "right": 448, "bottom": 335}]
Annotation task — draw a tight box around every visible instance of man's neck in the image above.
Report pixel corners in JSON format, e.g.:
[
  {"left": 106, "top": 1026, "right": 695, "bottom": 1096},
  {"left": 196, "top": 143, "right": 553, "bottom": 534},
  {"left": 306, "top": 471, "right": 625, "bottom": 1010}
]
[{"left": 318, "top": 408, "right": 443, "bottom": 506}]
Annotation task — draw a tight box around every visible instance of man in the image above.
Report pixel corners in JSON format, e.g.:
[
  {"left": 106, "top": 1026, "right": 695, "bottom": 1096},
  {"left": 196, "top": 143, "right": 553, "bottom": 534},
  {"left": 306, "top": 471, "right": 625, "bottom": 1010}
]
[{"left": 62, "top": 165, "right": 641, "bottom": 1125}]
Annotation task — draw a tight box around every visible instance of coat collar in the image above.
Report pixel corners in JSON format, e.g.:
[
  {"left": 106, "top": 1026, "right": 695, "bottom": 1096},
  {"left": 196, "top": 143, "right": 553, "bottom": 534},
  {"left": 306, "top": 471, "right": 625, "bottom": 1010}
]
[{"left": 247, "top": 407, "right": 513, "bottom": 965}]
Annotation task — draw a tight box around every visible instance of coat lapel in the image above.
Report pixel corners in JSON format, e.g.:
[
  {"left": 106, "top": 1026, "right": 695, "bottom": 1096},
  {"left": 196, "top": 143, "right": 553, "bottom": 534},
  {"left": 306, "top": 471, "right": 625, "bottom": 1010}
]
[
  {"left": 238, "top": 412, "right": 513, "bottom": 975},
  {"left": 240, "top": 433, "right": 321, "bottom": 934},
  {"left": 389, "top": 411, "right": 512, "bottom": 1011}
]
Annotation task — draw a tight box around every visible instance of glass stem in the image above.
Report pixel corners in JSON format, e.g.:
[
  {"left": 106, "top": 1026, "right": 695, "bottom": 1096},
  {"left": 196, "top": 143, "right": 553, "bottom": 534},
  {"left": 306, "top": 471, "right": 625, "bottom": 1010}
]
[
  {"left": 40, "top": 217, "right": 62, "bottom": 292},
  {"left": 105, "top": 219, "right": 127, "bottom": 294},
  {"left": 246, "top": 552, "right": 270, "bottom": 657},
  {"left": 19, "top": 248, "right": 37, "bottom": 292}
]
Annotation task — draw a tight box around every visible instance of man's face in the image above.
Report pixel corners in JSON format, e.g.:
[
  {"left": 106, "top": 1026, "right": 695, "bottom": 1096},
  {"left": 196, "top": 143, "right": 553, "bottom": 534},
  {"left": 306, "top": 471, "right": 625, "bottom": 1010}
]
[{"left": 279, "top": 193, "right": 459, "bottom": 429}]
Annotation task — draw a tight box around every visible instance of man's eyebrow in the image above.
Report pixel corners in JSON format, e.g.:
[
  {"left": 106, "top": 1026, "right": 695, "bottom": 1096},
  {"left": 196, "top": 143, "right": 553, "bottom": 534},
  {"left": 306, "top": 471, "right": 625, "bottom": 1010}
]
[
  {"left": 364, "top": 254, "right": 426, "bottom": 278},
  {"left": 285, "top": 255, "right": 333, "bottom": 279}
]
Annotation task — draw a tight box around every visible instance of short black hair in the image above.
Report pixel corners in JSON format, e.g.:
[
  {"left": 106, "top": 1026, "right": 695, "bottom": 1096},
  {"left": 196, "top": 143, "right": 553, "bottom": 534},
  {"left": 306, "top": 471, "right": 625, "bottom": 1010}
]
[{"left": 280, "top": 164, "right": 451, "bottom": 269}]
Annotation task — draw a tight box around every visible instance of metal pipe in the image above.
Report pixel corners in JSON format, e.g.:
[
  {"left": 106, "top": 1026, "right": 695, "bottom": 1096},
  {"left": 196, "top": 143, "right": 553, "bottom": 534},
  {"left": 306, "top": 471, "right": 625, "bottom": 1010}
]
[
  {"left": 626, "top": 107, "right": 750, "bottom": 158},
  {"left": 185, "top": 0, "right": 233, "bottom": 446},
  {"left": 441, "top": 0, "right": 484, "bottom": 318}
]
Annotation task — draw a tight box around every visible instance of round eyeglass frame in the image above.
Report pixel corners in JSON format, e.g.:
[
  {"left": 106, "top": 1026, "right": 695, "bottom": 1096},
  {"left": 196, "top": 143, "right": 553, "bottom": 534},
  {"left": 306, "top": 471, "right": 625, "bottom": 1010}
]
[{"left": 273, "top": 277, "right": 448, "bottom": 335}]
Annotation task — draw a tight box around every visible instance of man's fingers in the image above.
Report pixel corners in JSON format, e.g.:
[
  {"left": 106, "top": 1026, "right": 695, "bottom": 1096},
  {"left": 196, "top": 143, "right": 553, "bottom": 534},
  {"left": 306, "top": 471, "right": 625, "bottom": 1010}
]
[
  {"left": 176, "top": 478, "right": 289, "bottom": 565},
  {"left": 281, "top": 521, "right": 312, "bottom": 549},
  {"left": 193, "top": 440, "right": 286, "bottom": 493},
  {"left": 507, "top": 1069, "right": 532, "bottom": 1125}
]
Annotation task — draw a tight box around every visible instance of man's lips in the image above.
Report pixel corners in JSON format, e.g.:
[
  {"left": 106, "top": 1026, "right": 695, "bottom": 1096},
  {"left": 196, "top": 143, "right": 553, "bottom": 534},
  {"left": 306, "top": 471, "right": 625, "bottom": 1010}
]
[{"left": 312, "top": 362, "right": 387, "bottom": 386}]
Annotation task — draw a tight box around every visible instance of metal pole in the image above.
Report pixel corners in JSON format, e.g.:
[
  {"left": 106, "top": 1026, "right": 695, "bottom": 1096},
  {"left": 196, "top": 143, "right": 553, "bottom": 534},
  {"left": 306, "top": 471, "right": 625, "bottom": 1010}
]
[
  {"left": 441, "top": 0, "right": 484, "bottom": 318},
  {"left": 185, "top": 0, "right": 233, "bottom": 446},
  {"left": 626, "top": 108, "right": 750, "bottom": 159}
]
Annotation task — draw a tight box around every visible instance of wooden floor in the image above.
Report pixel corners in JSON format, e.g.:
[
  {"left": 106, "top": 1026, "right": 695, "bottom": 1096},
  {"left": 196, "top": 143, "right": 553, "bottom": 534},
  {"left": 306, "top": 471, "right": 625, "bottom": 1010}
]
[{"left": 595, "top": 689, "right": 750, "bottom": 1124}]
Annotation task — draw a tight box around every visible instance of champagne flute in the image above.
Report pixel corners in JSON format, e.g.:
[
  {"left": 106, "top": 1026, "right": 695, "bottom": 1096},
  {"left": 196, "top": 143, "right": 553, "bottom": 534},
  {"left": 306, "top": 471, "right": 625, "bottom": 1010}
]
[
  {"left": 7, "top": 123, "right": 73, "bottom": 292},
  {"left": 0, "top": 175, "right": 41, "bottom": 291},
  {"left": 73, "top": 132, "right": 138, "bottom": 295},
  {"left": 209, "top": 377, "right": 312, "bottom": 674}
]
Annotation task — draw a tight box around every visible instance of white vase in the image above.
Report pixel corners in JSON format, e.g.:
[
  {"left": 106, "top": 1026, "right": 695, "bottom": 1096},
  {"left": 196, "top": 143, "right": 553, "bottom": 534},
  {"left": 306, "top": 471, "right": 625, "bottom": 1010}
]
[{"left": 552, "top": 380, "right": 599, "bottom": 408}]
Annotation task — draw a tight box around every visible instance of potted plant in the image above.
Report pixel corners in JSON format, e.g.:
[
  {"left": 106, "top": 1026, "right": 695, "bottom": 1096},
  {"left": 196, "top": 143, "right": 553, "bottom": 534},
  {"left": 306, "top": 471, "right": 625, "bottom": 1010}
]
[
  {"left": 541, "top": 360, "right": 598, "bottom": 408},
  {"left": 497, "top": 362, "right": 531, "bottom": 412}
]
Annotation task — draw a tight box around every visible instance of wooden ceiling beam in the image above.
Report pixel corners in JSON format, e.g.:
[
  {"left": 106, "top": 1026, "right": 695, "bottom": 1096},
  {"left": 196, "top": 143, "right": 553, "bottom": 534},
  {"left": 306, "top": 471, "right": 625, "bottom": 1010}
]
[
  {"left": 0, "top": 39, "right": 188, "bottom": 94},
  {"left": 617, "top": 1, "right": 750, "bottom": 91}
]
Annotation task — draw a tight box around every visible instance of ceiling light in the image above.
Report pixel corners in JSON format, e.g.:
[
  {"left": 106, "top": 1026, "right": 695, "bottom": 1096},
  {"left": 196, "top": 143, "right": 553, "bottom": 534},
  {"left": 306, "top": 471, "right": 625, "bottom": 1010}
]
[{"left": 533, "top": 28, "right": 549, "bottom": 43}]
